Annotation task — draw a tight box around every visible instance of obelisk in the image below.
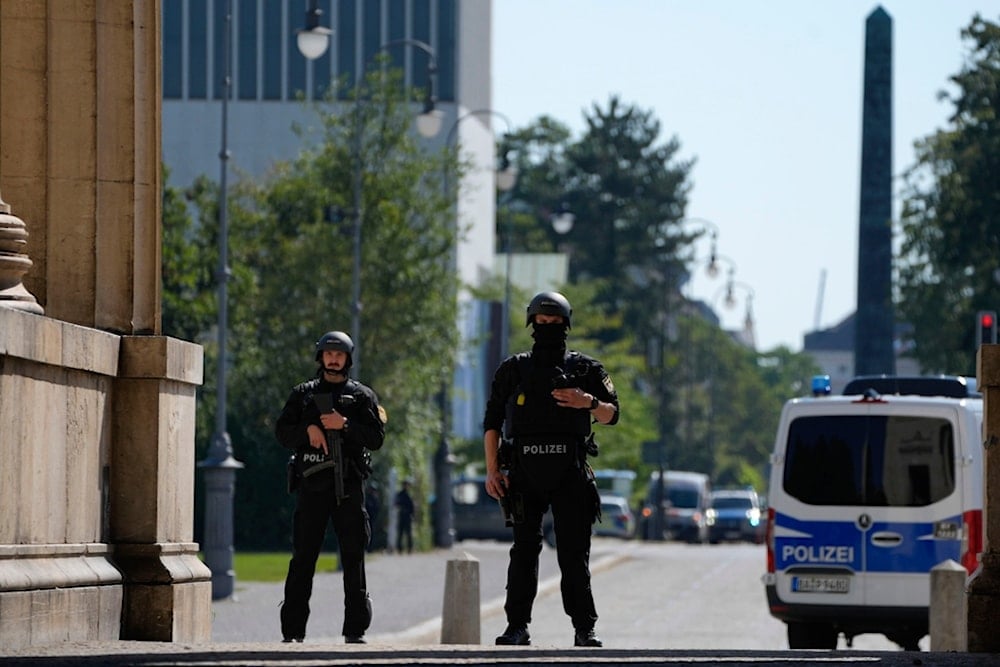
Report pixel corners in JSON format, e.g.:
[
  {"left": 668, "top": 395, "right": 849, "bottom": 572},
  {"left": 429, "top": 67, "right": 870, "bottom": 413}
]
[{"left": 854, "top": 6, "right": 895, "bottom": 376}]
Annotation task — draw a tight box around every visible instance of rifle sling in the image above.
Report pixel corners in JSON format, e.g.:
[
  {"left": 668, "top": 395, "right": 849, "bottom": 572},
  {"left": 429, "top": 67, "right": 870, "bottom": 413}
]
[{"left": 301, "top": 460, "right": 337, "bottom": 478}]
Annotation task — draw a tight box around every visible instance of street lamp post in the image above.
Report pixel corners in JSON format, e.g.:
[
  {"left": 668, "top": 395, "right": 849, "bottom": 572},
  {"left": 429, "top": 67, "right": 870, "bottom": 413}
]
[
  {"left": 715, "top": 279, "right": 757, "bottom": 349},
  {"left": 435, "top": 110, "right": 516, "bottom": 547},
  {"left": 298, "top": 23, "right": 442, "bottom": 379},
  {"left": 443, "top": 110, "right": 518, "bottom": 358},
  {"left": 198, "top": 0, "right": 244, "bottom": 601}
]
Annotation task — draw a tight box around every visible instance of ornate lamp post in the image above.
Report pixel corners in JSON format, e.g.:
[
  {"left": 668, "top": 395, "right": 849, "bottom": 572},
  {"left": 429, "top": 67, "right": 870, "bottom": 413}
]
[
  {"left": 298, "top": 17, "right": 442, "bottom": 380},
  {"left": 198, "top": 0, "right": 244, "bottom": 601},
  {"left": 716, "top": 279, "right": 757, "bottom": 349},
  {"left": 435, "top": 109, "right": 517, "bottom": 547},
  {"left": 441, "top": 110, "right": 519, "bottom": 358}
]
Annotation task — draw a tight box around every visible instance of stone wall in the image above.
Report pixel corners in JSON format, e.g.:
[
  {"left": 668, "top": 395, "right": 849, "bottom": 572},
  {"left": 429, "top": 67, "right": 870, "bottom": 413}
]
[
  {"left": 0, "top": 308, "right": 211, "bottom": 649},
  {"left": 0, "top": 2, "right": 213, "bottom": 648}
]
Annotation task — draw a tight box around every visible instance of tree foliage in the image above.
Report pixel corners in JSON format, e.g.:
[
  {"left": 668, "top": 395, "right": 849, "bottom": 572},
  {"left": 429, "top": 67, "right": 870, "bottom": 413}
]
[
  {"left": 164, "top": 69, "right": 460, "bottom": 549},
  {"left": 495, "top": 96, "right": 819, "bottom": 496},
  {"left": 165, "top": 85, "right": 826, "bottom": 550},
  {"left": 898, "top": 15, "right": 1000, "bottom": 374}
]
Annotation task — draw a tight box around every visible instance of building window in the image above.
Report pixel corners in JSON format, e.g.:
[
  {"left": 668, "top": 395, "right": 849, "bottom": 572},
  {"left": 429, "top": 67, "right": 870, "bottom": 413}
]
[
  {"left": 188, "top": 0, "right": 209, "bottom": 99},
  {"left": 262, "top": 0, "right": 283, "bottom": 100},
  {"left": 237, "top": 0, "right": 258, "bottom": 100},
  {"left": 163, "top": 0, "right": 456, "bottom": 103}
]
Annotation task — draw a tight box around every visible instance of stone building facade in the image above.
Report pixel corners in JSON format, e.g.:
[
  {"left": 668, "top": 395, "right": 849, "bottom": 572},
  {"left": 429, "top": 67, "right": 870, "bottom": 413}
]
[{"left": 0, "top": 2, "right": 211, "bottom": 649}]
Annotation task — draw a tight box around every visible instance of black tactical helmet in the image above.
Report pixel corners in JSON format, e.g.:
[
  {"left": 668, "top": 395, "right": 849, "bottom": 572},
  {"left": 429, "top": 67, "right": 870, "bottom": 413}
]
[
  {"left": 525, "top": 291, "right": 572, "bottom": 328},
  {"left": 314, "top": 331, "right": 354, "bottom": 364}
]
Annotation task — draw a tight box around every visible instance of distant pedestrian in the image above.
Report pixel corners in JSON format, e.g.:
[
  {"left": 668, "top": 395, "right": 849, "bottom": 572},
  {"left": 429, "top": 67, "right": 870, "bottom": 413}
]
[{"left": 394, "top": 480, "right": 415, "bottom": 554}]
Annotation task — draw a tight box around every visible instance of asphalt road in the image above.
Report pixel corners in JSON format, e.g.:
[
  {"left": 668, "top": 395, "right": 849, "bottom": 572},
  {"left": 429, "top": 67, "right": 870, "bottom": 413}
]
[
  {"left": 8, "top": 538, "right": 997, "bottom": 665},
  {"left": 209, "top": 538, "right": 921, "bottom": 650}
]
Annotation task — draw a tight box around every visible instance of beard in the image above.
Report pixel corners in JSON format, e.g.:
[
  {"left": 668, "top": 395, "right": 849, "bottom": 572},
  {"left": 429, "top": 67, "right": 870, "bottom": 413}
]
[{"left": 320, "top": 364, "right": 347, "bottom": 381}]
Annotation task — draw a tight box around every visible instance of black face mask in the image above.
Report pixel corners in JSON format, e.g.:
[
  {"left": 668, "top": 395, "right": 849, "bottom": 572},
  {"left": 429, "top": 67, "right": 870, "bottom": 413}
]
[{"left": 531, "top": 322, "right": 568, "bottom": 366}]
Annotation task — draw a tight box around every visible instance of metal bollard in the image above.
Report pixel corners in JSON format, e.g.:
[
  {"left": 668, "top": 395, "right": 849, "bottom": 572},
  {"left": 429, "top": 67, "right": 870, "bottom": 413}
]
[
  {"left": 930, "top": 559, "right": 967, "bottom": 651},
  {"left": 440, "top": 553, "right": 481, "bottom": 644}
]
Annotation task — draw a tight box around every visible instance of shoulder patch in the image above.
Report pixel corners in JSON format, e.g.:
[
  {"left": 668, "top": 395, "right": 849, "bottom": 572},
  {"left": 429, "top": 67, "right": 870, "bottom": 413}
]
[
  {"left": 377, "top": 405, "right": 388, "bottom": 424},
  {"left": 603, "top": 375, "right": 615, "bottom": 393}
]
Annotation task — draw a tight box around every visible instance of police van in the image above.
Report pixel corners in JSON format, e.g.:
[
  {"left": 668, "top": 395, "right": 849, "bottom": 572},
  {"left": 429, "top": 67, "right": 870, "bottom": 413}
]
[{"left": 762, "top": 375, "right": 984, "bottom": 650}]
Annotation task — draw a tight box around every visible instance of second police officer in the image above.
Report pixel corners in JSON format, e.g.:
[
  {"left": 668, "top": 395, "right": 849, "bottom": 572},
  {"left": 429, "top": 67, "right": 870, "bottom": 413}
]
[
  {"left": 483, "top": 291, "right": 620, "bottom": 647},
  {"left": 276, "top": 331, "right": 386, "bottom": 644}
]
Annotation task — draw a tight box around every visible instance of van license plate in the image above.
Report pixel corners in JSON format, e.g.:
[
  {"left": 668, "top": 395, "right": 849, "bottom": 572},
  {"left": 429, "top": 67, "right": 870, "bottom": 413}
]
[{"left": 791, "top": 576, "right": 849, "bottom": 593}]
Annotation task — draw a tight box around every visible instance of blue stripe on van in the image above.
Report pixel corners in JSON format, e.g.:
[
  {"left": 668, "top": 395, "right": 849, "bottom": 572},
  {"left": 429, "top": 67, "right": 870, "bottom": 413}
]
[
  {"left": 774, "top": 513, "right": 862, "bottom": 571},
  {"left": 774, "top": 513, "right": 962, "bottom": 574},
  {"left": 865, "top": 517, "right": 962, "bottom": 573}
]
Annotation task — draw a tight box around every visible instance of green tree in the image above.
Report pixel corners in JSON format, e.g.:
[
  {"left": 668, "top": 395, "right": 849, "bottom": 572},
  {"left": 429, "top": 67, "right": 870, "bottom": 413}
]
[
  {"left": 495, "top": 97, "right": 823, "bottom": 499},
  {"left": 500, "top": 98, "right": 698, "bottom": 342},
  {"left": 898, "top": 15, "right": 1000, "bottom": 374},
  {"left": 162, "top": 67, "right": 461, "bottom": 550}
]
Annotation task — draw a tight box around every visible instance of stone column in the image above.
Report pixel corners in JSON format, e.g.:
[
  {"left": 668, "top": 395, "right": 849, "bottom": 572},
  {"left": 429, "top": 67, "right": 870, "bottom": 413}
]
[
  {"left": 0, "top": 2, "right": 211, "bottom": 647},
  {"left": 0, "top": 191, "right": 42, "bottom": 313},
  {"left": 969, "top": 344, "right": 1000, "bottom": 651},
  {"left": 0, "top": 1, "right": 161, "bottom": 333},
  {"left": 112, "top": 336, "right": 211, "bottom": 642}
]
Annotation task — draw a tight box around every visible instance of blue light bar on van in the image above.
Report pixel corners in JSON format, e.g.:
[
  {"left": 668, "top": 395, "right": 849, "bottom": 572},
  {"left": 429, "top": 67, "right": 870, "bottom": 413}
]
[
  {"left": 811, "top": 375, "right": 832, "bottom": 396},
  {"left": 842, "top": 375, "right": 980, "bottom": 398}
]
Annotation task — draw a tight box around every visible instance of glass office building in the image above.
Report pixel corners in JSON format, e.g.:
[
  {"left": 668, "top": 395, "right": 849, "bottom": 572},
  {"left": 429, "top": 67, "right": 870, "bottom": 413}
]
[{"left": 161, "top": 0, "right": 498, "bottom": 439}]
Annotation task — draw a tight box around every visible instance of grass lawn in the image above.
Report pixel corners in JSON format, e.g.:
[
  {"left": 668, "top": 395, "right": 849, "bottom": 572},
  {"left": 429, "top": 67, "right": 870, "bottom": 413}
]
[{"left": 205, "top": 553, "right": 340, "bottom": 583}]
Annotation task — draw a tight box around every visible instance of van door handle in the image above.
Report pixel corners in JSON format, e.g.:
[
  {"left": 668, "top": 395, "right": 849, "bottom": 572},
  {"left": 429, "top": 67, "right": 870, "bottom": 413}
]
[{"left": 870, "top": 531, "right": 903, "bottom": 547}]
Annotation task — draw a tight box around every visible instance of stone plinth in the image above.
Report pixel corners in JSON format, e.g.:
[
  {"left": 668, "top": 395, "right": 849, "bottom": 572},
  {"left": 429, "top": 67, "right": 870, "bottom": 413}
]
[
  {"left": 0, "top": 308, "right": 210, "bottom": 648},
  {"left": 111, "top": 335, "right": 211, "bottom": 642}
]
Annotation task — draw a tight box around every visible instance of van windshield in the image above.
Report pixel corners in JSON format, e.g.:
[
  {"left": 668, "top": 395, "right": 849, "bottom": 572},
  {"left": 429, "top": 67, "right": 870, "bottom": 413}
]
[
  {"left": 668, "top": 487, "right": 701, "bottom": 508},
  {"left": 783, "top": 415, "right": 955, "bottom": 506}
]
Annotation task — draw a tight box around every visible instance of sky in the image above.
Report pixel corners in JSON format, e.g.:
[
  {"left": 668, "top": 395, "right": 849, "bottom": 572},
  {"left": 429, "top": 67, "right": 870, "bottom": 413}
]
[{"left": 492, "top": 1, "right": 996, "bottom": 352}]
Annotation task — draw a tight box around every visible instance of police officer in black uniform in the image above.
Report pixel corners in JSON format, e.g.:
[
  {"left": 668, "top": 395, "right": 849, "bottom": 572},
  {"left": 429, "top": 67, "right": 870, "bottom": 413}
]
[
  {"left": 483, "top": 292, "right": 620, "bottom": 647},
  {"left": 276, "top": 331, "right": 386, "bottom": 644}
]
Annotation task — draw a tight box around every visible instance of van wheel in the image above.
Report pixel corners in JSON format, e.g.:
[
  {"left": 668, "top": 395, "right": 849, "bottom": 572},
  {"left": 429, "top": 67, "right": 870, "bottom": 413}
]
[
  {"left": 887, "top": 631, "right": 923, "bottom": 651},
  {"left": 787, "top": 622, "right": 837, "bottom": 649}
]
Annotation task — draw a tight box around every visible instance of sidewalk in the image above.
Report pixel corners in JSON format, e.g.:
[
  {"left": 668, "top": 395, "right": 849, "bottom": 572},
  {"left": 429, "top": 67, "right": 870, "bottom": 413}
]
[
  {"left": 2, "top": 541, "right": 998, "bottom": 665},
  {"left": 210, "top": 539, "right": 626, "bottom": 644}
]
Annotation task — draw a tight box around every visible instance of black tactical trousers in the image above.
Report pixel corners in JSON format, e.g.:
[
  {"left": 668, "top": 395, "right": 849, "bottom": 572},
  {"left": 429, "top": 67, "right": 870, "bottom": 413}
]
[
  {"left": 281, "top": 474, "right": 371, "bottom": 639},
  {"left": 504, "top": 464, "right": 598, "bottom": 632}
]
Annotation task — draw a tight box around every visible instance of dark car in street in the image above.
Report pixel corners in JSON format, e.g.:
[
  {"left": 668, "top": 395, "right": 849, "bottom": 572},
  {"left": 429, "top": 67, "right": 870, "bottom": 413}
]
[
  {"left": 707, "top": 488, "right": 763, "bottom": 544},
  {"left": 640, "top": 470, "right": 712, "bottom": 543},
  {"left": 451, "top": 476, "right": 555, "bottom": 546}
]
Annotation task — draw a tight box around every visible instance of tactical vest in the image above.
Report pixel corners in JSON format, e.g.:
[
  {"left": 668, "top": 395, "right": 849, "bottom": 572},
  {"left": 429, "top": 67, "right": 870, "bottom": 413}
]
[
  {"left": 297, "top": 379, "right": 364, "bottom": 493},
  {"left": 505, "top": 351, "right": 592, "bottom": 438}
]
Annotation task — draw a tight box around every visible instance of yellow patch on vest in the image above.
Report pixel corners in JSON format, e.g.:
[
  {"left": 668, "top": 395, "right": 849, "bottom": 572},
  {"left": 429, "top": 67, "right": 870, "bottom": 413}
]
[
  {"left": 516, "top": 393, "right": 526, "bottom": 406},
  {"left": 378, "top": 405, "right": 388, "bottom": 423}
]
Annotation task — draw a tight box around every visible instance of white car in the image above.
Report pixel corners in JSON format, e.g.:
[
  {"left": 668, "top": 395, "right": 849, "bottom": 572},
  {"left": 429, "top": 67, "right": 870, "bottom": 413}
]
[{"left": 594, "top": 494, "right": 635, "bottom": 539}]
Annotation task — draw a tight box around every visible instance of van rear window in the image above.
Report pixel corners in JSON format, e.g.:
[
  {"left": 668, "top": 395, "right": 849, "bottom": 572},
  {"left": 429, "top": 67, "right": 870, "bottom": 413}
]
[{"left": 783, "top": 415, "right": 955, "bottom": 506}]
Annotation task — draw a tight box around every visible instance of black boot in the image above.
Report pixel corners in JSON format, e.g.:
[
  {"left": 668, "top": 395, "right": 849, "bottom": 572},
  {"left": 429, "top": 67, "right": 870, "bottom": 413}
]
[
  {"left": 495, "top": 625, "right": 531, "bottom": 645},
  {"left": 574, "top": 627, "right": 603, "bottom": 647}
]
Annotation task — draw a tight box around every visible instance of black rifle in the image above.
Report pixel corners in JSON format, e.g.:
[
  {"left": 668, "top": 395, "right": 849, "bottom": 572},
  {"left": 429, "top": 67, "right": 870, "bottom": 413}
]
[{"left": 311, "top": 392, "right": 356, "bottom": 503}]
